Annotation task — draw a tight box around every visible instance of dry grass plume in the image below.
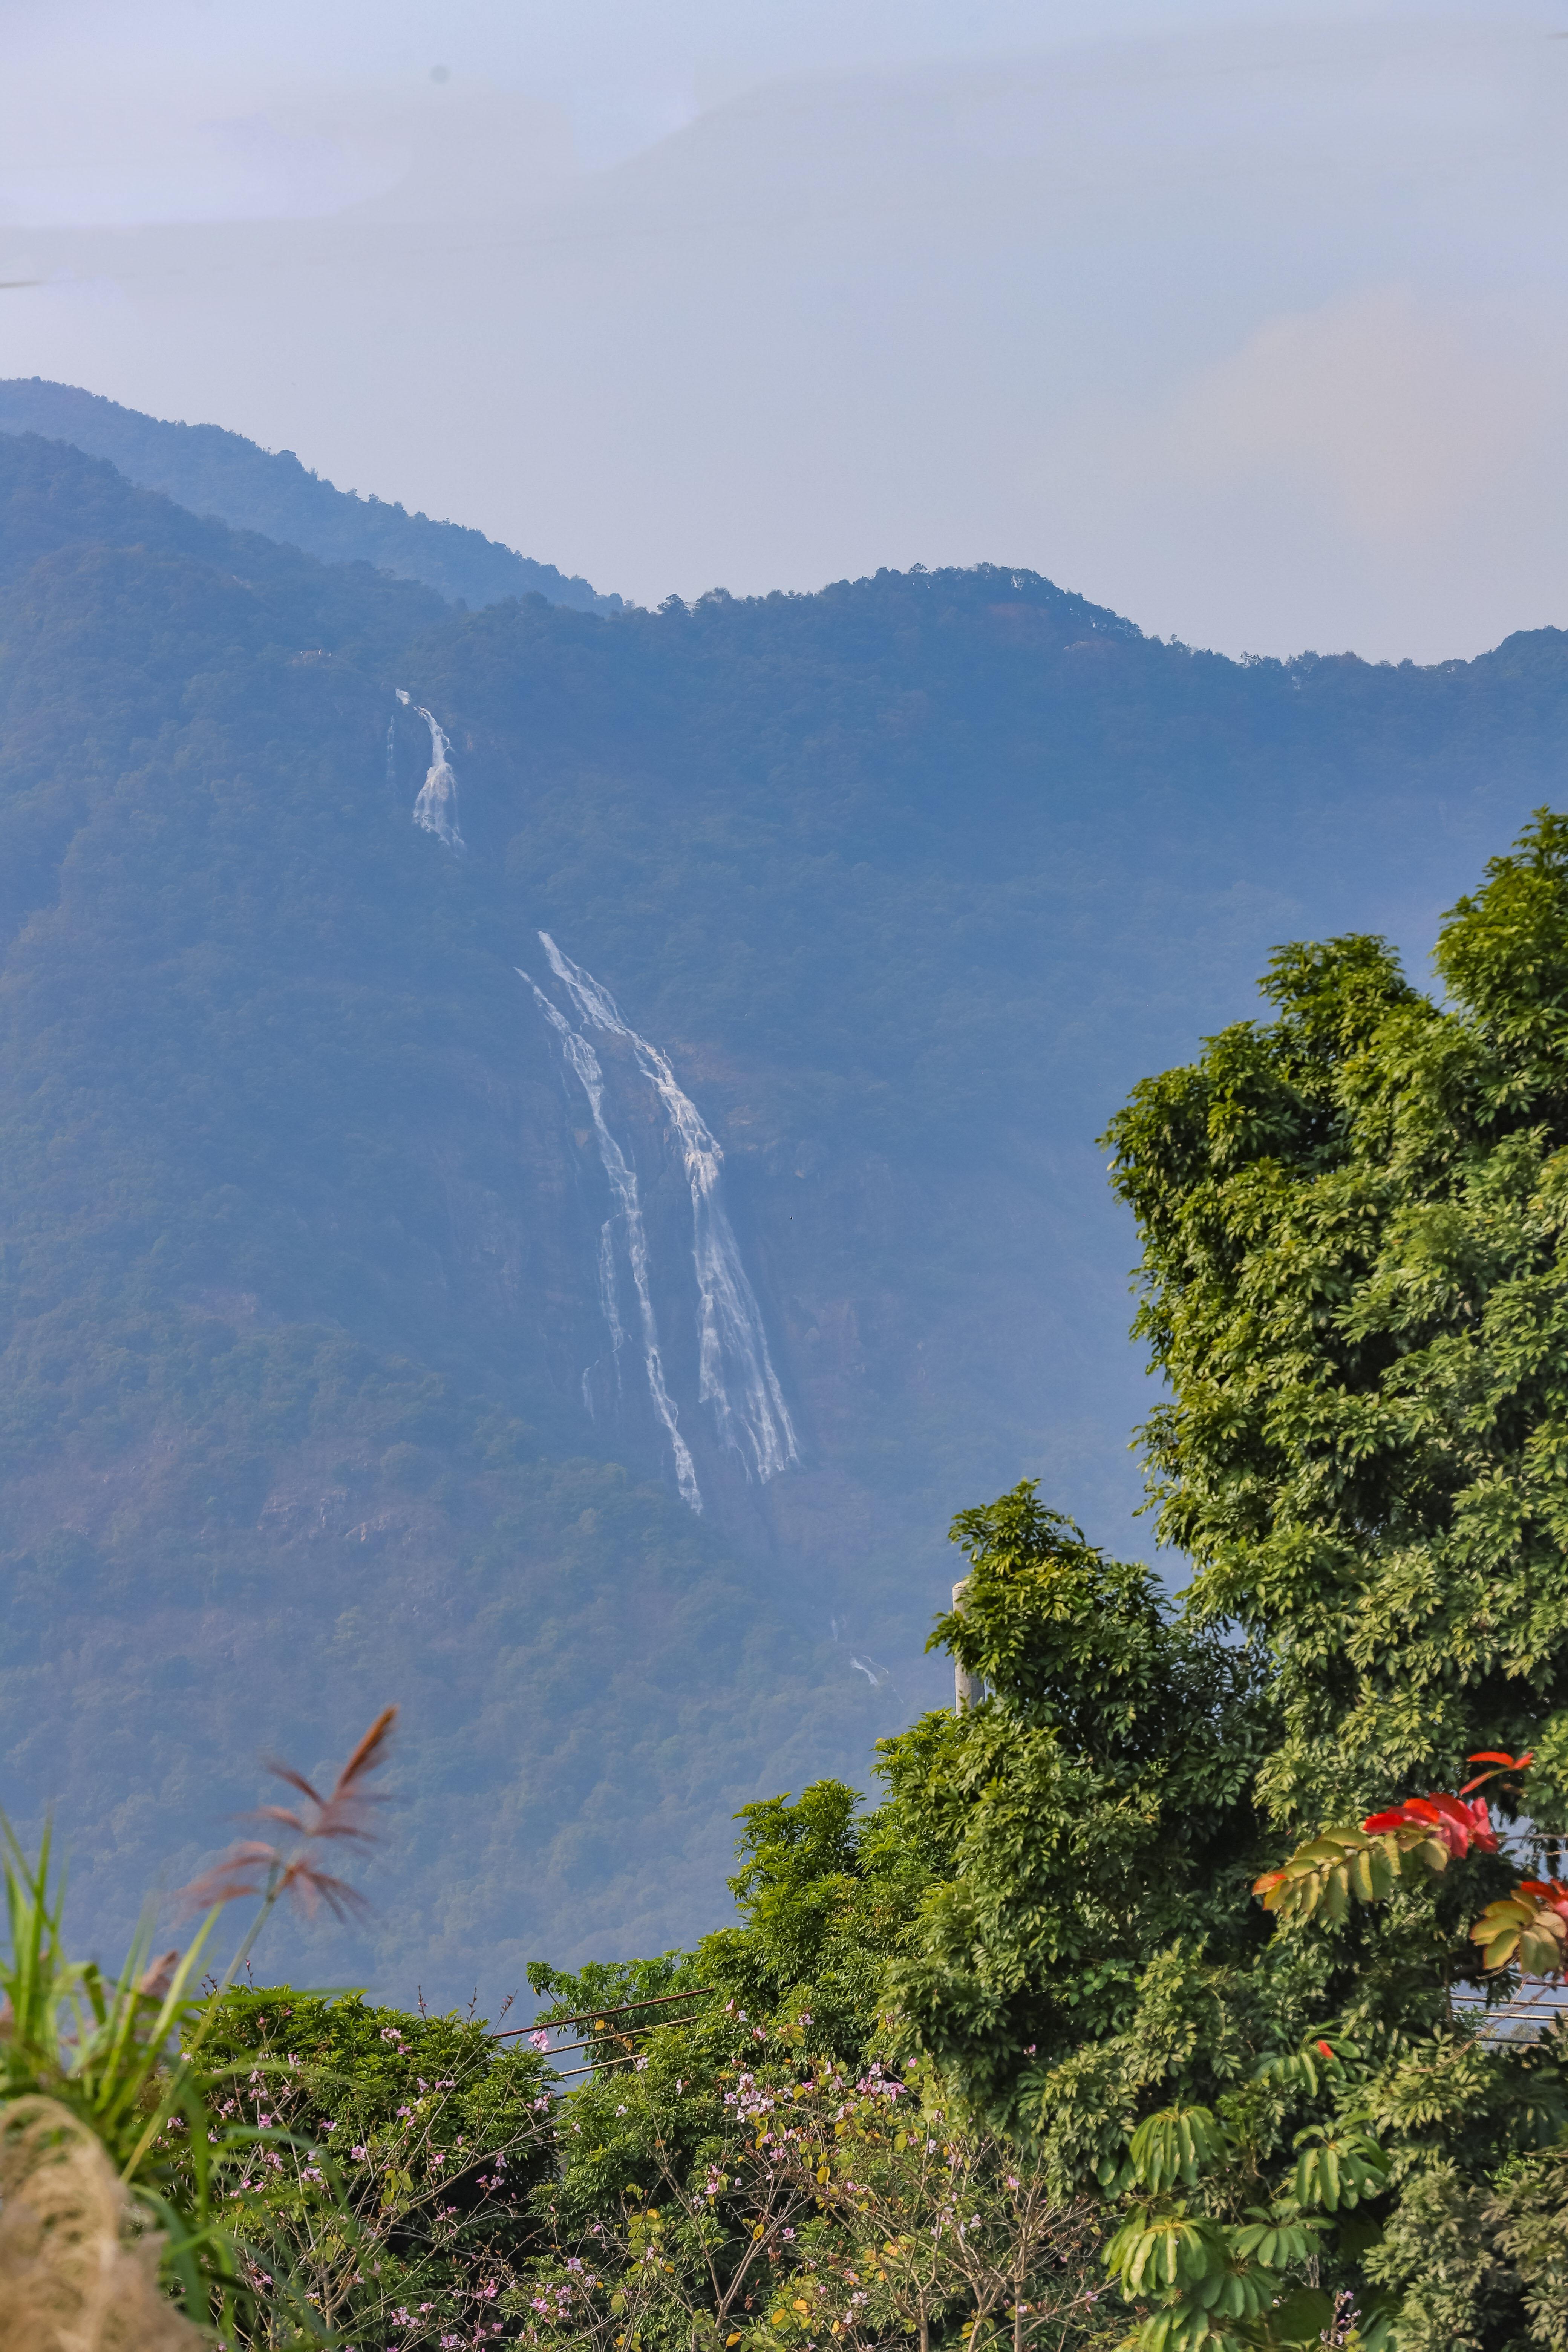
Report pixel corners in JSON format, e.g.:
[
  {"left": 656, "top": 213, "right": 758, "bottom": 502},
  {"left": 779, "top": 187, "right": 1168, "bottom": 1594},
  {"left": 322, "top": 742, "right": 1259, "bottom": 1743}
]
[{"left": 0, "top": 2093, "right": 207, "bottom": 2351}]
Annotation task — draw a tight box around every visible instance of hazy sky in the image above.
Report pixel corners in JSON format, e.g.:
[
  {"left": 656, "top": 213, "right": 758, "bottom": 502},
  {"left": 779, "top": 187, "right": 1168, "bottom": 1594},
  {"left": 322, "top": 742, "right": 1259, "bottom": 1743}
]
[{"left": 2, "top": 0, "right": 1564, "bottom": 659}]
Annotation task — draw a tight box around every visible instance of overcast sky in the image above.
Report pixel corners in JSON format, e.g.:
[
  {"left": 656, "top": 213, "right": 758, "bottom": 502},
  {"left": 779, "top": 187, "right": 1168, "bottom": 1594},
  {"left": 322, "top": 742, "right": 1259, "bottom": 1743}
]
[{"left": 2, "top": 0, "right": 1563, "bottom": 659}]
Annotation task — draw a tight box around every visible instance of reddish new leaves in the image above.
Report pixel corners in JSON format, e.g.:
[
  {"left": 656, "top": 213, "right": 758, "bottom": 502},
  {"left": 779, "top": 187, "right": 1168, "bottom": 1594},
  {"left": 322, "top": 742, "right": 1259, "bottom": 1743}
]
[
  {"left": 1355, "top": 1747, "right": 1532, "bottom": 1859},
  {"left": 1253, "top": 1749, "right": 1546, "bottom": 1954},
  {"left": 1462, "top": 1750, "right": 1535, "bottom": 1790},
  {"left": 1360, "top": 1792, "right": 1500, "bottom": 1859}
]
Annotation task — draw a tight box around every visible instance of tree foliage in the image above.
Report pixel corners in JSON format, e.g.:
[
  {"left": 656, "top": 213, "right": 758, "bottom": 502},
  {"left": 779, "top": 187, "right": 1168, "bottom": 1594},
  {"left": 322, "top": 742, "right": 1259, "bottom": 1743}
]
[
  {"left": 880, "top": 1485, "right": 1270, "bottom": 2136},
  {"left": 200, "top": 1989, "right": 556, "bottom": 2348},
  {"left": 1103, "top": 815, "right": 1568, "bottom": 1829}
]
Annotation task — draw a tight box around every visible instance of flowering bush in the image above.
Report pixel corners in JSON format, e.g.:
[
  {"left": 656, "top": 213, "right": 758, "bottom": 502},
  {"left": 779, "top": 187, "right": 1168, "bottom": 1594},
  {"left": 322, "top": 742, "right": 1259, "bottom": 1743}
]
[
  {"left": 521, "top": 2007, "right": 1101, "bottom": 2352},
  {"left": 191, "top": 1991, "right": 557, "bottom": 2350}
]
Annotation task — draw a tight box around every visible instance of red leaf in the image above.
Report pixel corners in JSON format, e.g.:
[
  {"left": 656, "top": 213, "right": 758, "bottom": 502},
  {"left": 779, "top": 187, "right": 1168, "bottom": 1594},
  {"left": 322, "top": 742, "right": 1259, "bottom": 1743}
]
[
  {"left": 1361, "top": 1792, "right": 1497, "bottom": 1857},
  {"left": 1460, "top": 1751, "right": 1534, "bottom": 1795}
]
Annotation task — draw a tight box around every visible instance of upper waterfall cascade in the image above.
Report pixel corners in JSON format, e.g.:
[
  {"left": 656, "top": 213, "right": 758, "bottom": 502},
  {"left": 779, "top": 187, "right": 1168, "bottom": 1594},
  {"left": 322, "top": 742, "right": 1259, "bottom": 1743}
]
[
  {"left": 396, "top": 688, "right": 465, "bottom": 854},
  {"left": 525, "top": 935, "right": 799, "bottom": 1505}
]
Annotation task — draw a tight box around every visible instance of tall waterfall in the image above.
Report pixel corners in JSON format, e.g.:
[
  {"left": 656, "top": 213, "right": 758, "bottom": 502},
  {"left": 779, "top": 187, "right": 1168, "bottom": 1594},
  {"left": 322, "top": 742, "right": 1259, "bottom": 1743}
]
[
  {"left": 390, "top": 689, "right": 791, "bottom": 1505},
  {"left": 538, "top": 933, "right": 799, "bottom": 1486},
  {"left": 519, "top": 971, "right": 702, "bottom": 1513},
  {"left": 396, "top": 689, "right": 465, "bottom": 854}
]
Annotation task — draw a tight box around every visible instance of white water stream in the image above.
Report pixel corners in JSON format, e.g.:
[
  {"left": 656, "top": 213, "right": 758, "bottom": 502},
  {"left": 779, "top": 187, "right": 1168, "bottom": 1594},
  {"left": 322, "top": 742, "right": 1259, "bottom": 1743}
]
[
  {"left": 538, "top": 933, "right": 798, "bottom": 1486},
  {"left": 396, "top": 688, "right": 465, "bottom": 854},
  {"left": 519, "top": 971, "right": 702, "bottom": 1512}
]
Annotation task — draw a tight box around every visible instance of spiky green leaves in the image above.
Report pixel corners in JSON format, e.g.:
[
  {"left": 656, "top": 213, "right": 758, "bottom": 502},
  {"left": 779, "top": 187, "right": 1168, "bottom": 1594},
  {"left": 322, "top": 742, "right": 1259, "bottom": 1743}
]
[
  {"left": 1290, "top": 2127, "right": 1390, "bottom": 2213},
  {"left": 1105, "top": 2206, "right": 1233, "bottom": 2298},
  {"left": 1129, "top": 2105, "right": 1229, "bottom": 2194},
  {"left": 1101, "top": 2090, "right": 1384, "bottom": 2352}
]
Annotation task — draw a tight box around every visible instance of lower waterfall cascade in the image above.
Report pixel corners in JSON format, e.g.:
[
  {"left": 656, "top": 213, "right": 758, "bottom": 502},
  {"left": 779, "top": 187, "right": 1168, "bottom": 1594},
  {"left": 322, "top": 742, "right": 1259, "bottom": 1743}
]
[
  {"left": 520, "top": 968, "right": 703, "bottom": 1512},
  {"left": 523, "top": 938, "right": 799, "bottom": 1508}
]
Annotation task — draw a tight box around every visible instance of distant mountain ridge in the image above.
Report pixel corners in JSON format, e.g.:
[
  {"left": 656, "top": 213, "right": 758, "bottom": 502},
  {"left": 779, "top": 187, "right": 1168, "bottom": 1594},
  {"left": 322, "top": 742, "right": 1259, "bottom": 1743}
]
[{"left": 0, "top": 378, "right": 624, "bottom": 617}]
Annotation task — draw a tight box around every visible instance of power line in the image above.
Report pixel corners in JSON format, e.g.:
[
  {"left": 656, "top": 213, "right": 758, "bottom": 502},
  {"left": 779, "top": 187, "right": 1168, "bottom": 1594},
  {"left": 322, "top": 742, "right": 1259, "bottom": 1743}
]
[{"left": 492, "top": 1984, "right": 713, "bottom": 2041}]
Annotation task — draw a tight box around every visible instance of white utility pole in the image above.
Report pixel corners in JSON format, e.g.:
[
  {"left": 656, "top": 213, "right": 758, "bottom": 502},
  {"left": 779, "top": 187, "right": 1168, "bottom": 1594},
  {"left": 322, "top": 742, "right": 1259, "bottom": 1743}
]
[{"left": 952, "top": 1579, "right": 985, "bottom": 1714}]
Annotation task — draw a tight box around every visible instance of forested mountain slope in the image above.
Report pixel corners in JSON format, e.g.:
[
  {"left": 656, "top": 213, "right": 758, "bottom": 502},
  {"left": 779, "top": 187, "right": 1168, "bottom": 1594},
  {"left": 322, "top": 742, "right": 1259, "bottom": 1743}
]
[
  {"left": 1, "top": 425, "right": 1566, "bottom": 2006},
  {"left": 0, "top": 378, "right": 622, "bottom": 614}
]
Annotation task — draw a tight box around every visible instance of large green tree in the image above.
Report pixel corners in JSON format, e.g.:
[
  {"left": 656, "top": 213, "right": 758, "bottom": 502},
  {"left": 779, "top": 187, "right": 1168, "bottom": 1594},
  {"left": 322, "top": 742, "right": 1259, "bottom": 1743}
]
[
  {"left": 872, "top": 812, "right": 1568, "bottom": 2348},
  {"left": 1106, "top": 807, "right": 1568, "bottom": 1831}
]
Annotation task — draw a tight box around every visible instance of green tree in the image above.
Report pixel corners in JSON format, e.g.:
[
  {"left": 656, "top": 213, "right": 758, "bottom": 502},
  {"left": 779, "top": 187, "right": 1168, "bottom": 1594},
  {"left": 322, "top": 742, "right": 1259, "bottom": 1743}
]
[
  {"left": 520, "top": 2021, "right": 1102, "bottom": 2352},
  {"left": 882, "top": 1485, "right": 1270, "bottom": 2147},
  {"left": 1103, "top": 810, "right": 1568, "bottom": 1828}
]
